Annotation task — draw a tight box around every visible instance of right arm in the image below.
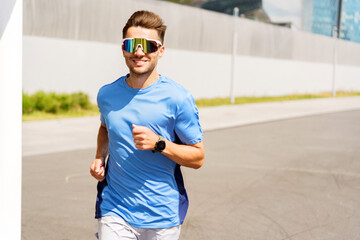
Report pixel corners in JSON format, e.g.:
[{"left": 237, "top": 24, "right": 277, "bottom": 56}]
[{"left": 90, "top": 123, "right": 109, "bottom": 182}]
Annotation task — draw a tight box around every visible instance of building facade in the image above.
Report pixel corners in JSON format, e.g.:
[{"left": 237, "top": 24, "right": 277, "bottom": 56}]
[
  {"left": 304, "top": 0, "right": 360, "bottom": 43},
  {"left": 303, "top": 0, "right": 339, "bottom": 37},
  {"left": 340, "top": 0, "right": 360, "bottom": 43}
]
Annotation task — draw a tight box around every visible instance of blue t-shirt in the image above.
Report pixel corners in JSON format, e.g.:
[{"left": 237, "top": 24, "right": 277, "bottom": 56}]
[{"left": 95, "top": 74, "right": 203, "bottom": 228}]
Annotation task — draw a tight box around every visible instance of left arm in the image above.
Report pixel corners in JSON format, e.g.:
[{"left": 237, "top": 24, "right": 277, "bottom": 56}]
[
  {"left": 162, "top": 140, "right": 204, "bottom": 169},
  {"left": 132, "top": 124, "right": 205, "bottom": 169}
]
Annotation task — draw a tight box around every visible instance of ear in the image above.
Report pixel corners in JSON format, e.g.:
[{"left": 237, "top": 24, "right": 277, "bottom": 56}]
[
  {"left": 122, "top": 45, "right": 125, "bottom": 57},
  {"left": 158, "top": 46, "right": 165, "bottom": 59}
]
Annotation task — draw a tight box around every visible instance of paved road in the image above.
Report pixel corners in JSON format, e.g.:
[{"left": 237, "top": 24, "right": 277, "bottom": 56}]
[{"left": 22, "top": 110, "right": 360, "bottom": 240}]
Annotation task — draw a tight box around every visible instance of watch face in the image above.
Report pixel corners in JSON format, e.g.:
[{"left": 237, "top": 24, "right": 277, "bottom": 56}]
[{"left": 157, "top": 140, "right": 166, "bottom": 151}]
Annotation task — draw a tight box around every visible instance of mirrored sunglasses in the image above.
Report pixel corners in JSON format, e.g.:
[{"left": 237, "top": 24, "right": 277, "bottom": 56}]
[{"left": 122, "top": 38, "right": 162, "bottom": 53}]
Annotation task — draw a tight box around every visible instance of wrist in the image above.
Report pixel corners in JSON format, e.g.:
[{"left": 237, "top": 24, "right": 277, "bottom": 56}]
[
  {"left": 152, "top": 135, "right": 166, "bottom": 153},
  {"left": 94, "top": 155, "right": 105, "bottom": 163}
]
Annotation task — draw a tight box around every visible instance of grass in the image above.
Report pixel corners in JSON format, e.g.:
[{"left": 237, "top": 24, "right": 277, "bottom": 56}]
[
  {"left": 22, "top": 91, "right": 97, "bottom": 121},
  {"left": 22, "top": 104, "right": 100, "bottom": 121},
  {"left": 22, "top": 91, "right": 360, "bottom": 121},
  {"left": 195, "top": 91, "right": 360, "bottom": 108}
]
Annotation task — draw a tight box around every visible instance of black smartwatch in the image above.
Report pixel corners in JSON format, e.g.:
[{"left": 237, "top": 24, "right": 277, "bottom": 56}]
[{"left": 152, "top": 135, "right": 166, "bottom": 153}]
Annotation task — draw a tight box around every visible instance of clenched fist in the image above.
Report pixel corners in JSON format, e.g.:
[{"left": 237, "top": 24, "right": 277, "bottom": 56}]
[
  {"left": 90, "top": 158, "right": 105, "bottom": 182},
  {"left": 132, "top": 124, "right": 158, "bottom": 151}
]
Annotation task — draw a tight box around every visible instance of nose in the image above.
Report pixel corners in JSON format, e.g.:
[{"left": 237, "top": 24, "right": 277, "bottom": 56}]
[{"left": 134, "top": 45, "right": 145, "bottom": 56}]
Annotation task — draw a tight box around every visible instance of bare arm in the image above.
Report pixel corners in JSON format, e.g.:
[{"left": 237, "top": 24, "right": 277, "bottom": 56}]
[
  {"left": 162, "top": 140, "right": 204, "bottom": 169},
  {"left": 90, "top": 123, "right": 109, "bottom": 181},
  {"left": 132, "top": 124, "right": 205, "bottom": 169}
]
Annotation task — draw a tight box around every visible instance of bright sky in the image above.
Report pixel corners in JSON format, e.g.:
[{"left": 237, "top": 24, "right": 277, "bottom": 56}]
[{"left": 263, "top": 0, "right": 303, "bottom": 28}]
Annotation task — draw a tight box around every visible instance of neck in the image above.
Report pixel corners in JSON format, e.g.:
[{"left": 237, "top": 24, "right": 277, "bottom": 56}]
[{"left": 126, "top": 69, "right": 159, "bottom": 89}]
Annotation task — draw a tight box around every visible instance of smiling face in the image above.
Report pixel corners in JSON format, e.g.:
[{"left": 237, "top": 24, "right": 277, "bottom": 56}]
[{"left": 123, "top": 26, "right": 165, "bottom": 78}]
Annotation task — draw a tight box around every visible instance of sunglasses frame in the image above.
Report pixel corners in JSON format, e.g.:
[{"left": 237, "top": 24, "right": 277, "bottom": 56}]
[{"left": 122, "top": 38, "right": 163, "bottom": 54}]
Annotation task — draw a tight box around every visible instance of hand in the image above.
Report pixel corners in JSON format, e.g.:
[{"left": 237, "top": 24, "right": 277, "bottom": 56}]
[
  {"left": 90, "top": 158, "right": 105, "bottom": 182},
  {"left": 132, "top": 124, "right": 158, "bottom": 151}
]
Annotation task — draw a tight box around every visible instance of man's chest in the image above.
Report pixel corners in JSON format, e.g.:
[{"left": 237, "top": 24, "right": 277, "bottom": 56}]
[{"left": 104, "top": 97, "right": 176, "bottom": 138}]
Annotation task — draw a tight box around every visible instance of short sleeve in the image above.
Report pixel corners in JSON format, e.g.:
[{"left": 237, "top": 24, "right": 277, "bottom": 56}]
[
  {"left": 97, "top": 87, "right": 107, "bottom": 126},
  {"left": 174, "top": 93, "right": 203, "bottom": 145}
]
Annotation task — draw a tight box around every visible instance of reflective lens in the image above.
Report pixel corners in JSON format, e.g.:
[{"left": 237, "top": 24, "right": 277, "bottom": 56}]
[{"left": 122, "top": 38, "right": 162, "bottom": 53}]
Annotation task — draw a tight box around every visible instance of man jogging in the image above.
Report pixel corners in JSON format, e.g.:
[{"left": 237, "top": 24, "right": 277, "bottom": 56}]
[{"left": 90, "top": 10, "right": 205, "bottom": 240}]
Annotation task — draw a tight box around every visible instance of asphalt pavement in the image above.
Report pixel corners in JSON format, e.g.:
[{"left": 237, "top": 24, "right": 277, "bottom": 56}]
[{"left": 22, "top": 97, "right": 360, "bottom": 240}]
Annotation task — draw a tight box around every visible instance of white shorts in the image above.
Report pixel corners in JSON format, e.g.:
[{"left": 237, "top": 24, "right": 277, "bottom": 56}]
[{"left": 96, "top": 215, "right": 181, "bottom": 240}]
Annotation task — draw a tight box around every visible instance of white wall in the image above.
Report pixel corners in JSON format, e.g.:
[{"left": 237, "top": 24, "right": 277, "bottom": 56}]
[
  {"left": 0, "top": 0, "right": 22, "bottom": 239},
  {"left": 23, "top": 0, "right": 360, "bottom": 66},
  {"left": 23, "top": 36, "right": 360, "bottom": 103},
  {"left": 22, "top": 0, "right": 360, "bottom": 101},
  {"left": 23, "top": 36, "right": 125, "bottom": 102}
]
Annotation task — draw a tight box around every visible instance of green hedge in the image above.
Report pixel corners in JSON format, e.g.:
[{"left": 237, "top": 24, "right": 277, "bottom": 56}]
[{"left": 23, "top": 91, "right": 93, "bottom": 114}]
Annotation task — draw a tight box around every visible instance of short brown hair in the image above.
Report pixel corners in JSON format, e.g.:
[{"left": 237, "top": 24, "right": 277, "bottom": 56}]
[{"left": 122, "top": 10, "right": 167, "bottom": 43}]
